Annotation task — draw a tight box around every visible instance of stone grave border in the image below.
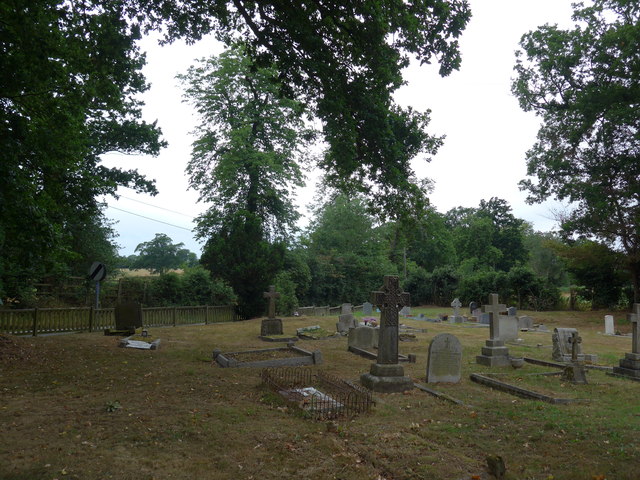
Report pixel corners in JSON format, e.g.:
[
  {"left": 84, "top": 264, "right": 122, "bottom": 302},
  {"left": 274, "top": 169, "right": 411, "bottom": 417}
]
[
  {"left": 261, "top": 367, "right": 374, "bottom": 419},
  {"left": 413, "top": 383, "right": 473, "bottom": 408},
  {"left": 469, "top": 373, "right": 586, "bottom": 404},
  {"left": 348, "top": 345, "right": 416, "bottom": 363},
  {"left": 213, "top": 344, "right": 322, "bottom": 368},
  {"left": 259, "top": 334, "right": 299, "bottom": 343}
]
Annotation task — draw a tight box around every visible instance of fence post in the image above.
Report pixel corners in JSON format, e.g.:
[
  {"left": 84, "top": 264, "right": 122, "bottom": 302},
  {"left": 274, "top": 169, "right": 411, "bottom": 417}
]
[
  {"left": 205, "top": 305, "right": 209, "bottom": 325},
  {"left": 88, "top": 306, "right": 94, "bottom": 333},
  {"left": 172, "top": 307, "right": 176, "bottom": 327},
  {"left": 32, "top": 308, "right": 39, "bottom": 337}
]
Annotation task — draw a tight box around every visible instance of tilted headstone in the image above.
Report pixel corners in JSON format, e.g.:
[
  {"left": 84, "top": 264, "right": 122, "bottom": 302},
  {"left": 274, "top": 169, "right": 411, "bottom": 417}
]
[
  {"left": 469, "top": 301, "right": 478, "bottom": 315},
  {"left": 115, "top": 302, "right": 143, "bottom": 331},
  {"left": 336, "top": 313, "right": 357, "bottom": 334},
  {"left": 604, "top": 315, "right": 615, "bottom": 335},
  {"left": 476, "top": 293, "right": 511, "bottom": 367},
  {"left": 613, "top": 303, "right": 640, "bottom": 378},
  {"left": 360, "top": 275, "right": 413, "bottom": 393},
  {"left": 348, "top": 326, "right": 379, "bottom": 350},
  {"left": 341, "top": 303, "right": 353, "bottom": 315},
  {"left": 261, "top": 285, "right": 283, "bottom": 336},
  {"left": 362, "top": 302, "right": 373, "bottom": 315},
  {"left": 426, "top": 333, "right": 462, "bottom": 383}
]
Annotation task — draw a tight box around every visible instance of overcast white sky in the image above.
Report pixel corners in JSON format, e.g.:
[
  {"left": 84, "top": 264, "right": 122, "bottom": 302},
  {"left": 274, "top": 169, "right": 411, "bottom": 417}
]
[{"left": 102, "top": 0, "right": 577, "bottom": 257}]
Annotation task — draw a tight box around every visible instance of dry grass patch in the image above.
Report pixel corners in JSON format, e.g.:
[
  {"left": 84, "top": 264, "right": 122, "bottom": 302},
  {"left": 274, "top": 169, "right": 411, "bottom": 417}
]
[{"left": 1, "top": 311, "right": 639, "bottom": 480}]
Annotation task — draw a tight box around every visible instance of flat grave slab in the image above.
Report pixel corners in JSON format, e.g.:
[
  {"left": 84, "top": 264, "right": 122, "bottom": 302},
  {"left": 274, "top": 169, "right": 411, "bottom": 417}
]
[
  {"left": 213, "top": 344, "right": 322, "bottom": 368},
  {"left": 296, "top": 325, "right": 338, "bottom": 340},
  {"left": 119, "top": 334, "right": 161, "bottom": 350}
]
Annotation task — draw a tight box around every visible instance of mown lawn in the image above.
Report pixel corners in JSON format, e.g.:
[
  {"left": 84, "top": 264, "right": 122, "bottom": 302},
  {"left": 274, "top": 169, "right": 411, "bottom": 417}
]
[{"left": 1, "top": 308, "right": 638, "bottom": 480}]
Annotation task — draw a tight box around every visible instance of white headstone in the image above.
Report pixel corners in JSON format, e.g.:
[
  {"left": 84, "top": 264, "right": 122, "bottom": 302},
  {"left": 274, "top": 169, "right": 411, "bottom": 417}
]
[{"left": 604, "top": 315, "right": 615, "bottom": 335}]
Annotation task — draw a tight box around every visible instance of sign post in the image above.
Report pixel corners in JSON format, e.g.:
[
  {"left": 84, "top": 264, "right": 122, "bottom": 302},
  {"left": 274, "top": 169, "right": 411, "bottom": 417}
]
[{"left": 88, "top": 262, "right": 107, "bottom": 309}]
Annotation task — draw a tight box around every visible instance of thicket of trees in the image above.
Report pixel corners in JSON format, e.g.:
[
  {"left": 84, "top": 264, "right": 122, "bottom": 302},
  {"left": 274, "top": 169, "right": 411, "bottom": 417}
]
[{"left": 2, "top": 1, "right": 637, "bottom": 315}]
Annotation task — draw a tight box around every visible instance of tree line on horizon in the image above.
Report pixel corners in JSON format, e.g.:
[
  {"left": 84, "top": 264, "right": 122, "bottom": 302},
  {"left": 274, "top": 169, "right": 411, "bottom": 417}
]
[{"left": 1, "top": 1, "right": 637, "bottom": 316}]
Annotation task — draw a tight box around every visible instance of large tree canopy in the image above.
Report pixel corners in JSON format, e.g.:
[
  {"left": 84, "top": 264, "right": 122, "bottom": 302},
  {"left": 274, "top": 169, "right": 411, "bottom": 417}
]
[
  {"left": 134, "top": 0, "right": 470, "bottom": 217},
  {"left": 0, "top": 0, "right": 165, "bottom": 300},
  {"left": 512, "top": 0, "right": 640, "bottom": 300}
]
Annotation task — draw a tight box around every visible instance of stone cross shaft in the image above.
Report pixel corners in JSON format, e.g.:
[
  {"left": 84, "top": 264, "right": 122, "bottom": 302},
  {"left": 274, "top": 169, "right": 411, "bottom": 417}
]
[
  {"left": 263, "top": 285, "right": 280, "bottom": 319},
  {"left": 451, "top": 298, "right": 462, "bottom": 317},
  {"left": 568, "top": 332, "right": 582, "bottom": 362},
  {"left": 371, "top": 275, "right": 410, "bottom": 365},
  {"left": 482, "top": 293, "right": 506, "bottom": 340},
  {"left": 629, "top": 303, "right": 640, "bottom": 354}
]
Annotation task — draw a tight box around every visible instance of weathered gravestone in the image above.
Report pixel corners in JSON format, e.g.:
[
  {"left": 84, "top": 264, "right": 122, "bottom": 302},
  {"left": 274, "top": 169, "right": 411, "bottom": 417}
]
[
  {"left": 426, "top": 333, "right": 462, "bottom": 383},
  {"left": 507, "top": 306, "right": 517, "bottom": 316},
  {"left": 518, "top": 316, "right": 534, "bottom": 330},
  {"left": 469, "top": 301, "right": 478, "bottom": 316},
  {"left": 261, "top": 285, "right": 283, "bottom": 336},
  {"left": 348, "top": 326, "right": 379, "bottom": 350},
  {"left": 336, "top": 313, "right": 357, "bottom": 334},
  {"left": 399, "top": 305, "right": 411, "bottom": 317},
  {"left": 341, "top": 303, "right": 353, "bottom": 314},
  {"left": 604, "top": 315, "right": 615, "bottom": 335},
  {"left": 612, "top": 303, "right": 640, "bottom": 378},
  {"left": 360, "top": 276, "right": 413, "bottom": 393},
  {"left": 114, "top": 302, "right": 143, "bottom": 332},
  {"left": 362, "top": 302, "right": 373, "bottom": 315},
  {"left": 449, "top": 298, "right": 464, "bottom": 323},
  {"left": 498, "top": 313, "right": 520, "bottom": 342},
  {"left": 562, "top": 331, "right": 588, "bottom": 384},
  {"left": 552, "top": 328, "right": 597, "bottom": 363},
  {"left": 476, "top": 294, "right": 511, "bottom": 367}
]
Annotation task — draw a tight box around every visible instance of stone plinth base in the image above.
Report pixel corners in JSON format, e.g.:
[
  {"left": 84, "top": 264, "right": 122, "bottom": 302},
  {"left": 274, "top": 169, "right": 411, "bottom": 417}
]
[
  {"left": 613, "top": 353, "right": 640, "bottom": 378},
  {"left": 562, "top": 363, "right": 588, "bottom": 384},
  {"left": 360, "top": 363, "right": 413, "bottom": 393},
  {"left": 476, "top": 339, "right": 511, "bottom": 367},
  {"left": 261, "top": 318, "right": 283, "bottom": 336}
]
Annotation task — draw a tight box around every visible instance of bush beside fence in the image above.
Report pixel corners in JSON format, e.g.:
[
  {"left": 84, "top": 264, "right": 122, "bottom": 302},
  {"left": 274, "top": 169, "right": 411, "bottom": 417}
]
[{"left": 0, "top": 305, "right": 237, "bottom": 336}]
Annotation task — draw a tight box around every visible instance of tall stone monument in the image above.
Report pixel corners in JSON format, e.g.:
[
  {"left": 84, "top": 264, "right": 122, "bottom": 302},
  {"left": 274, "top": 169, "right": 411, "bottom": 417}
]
[
  {"left": 260, "top": 285, "right": 283, "bottom": 336},
  {"left": 613, "top": 303, "right": 640, "bottom": 379},
  {"left": 360, "top": 276, "right": 413, "bottom": 393},
  {"left": 476, "top": 293, "right": 511, "bottom": 367}
]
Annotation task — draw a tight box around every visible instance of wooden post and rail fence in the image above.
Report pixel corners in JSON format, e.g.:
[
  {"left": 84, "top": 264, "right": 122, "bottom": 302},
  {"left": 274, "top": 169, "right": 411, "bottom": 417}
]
[{"left": 0, "top": 305, "right": 237, "bottom": 337}]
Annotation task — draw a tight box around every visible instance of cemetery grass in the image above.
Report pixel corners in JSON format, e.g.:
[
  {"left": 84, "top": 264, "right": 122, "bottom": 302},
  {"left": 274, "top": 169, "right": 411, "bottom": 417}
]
[{"left": 1, "top": 309, "right": 639, "bottom": 480}]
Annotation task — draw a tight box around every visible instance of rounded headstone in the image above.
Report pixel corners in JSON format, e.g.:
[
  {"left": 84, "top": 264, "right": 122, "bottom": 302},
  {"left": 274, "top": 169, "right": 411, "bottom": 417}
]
[{"left": 426, "top": 333, "right": 462, "bottom": 383}]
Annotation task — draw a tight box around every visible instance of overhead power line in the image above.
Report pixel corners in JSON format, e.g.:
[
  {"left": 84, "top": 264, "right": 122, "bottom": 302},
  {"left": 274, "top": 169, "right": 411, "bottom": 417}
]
[
  {"left": 119, "top": 195, "right": 197, "bottom": 219},
  {"left": 107, "top": 206, "right": 194, "bottom": 231}
]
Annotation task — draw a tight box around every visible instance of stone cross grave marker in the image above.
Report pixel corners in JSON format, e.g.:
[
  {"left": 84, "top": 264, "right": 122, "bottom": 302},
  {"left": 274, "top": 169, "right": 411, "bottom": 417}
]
[
  {"left": 483, "top": 293, "right": 506, "bottom": 340},
  {"left": 451, "top": 298, "right": 462, "bottom": 317},
  {"left": 613, "top": 303, "right": 640, "bottom": 378},
  {"left": 360, "top": 275, "right": 413, "bottom": 393},
  {"left": 263, "top": 285, "right": 280, "bottom": 319},
  {"left": 426, "top": 333, "right": 462, "bottom": 383},
  {"left": 568, "top": 332, "right": 582, "bottom": 362},
  {"left": 371, "top": 276, "right": 410, "bottom": 365}
]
